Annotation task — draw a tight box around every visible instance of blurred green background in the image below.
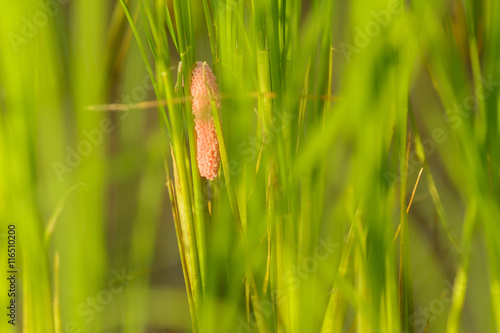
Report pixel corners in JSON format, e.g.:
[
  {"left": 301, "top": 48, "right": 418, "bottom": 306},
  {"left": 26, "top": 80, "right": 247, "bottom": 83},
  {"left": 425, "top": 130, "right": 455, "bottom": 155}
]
[{"left": 1, "top": 0, "right": 499, "bottom": 332}]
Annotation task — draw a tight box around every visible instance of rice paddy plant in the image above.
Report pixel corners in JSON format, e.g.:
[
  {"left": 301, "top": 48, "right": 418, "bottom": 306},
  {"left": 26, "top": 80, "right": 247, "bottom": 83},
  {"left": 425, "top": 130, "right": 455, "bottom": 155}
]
[
  {"left": 119, "top": 0, "right": 500, "bottom": 331},
  {"left": 1, "top": 0, "right": 499, "bottom": 332}
]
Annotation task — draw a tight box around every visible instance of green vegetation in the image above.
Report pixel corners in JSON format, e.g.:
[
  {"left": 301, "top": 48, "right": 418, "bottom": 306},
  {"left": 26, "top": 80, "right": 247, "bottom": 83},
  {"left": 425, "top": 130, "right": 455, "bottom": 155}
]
[{"left": 0, "top": 0, "right": 499, "bottom": 332}]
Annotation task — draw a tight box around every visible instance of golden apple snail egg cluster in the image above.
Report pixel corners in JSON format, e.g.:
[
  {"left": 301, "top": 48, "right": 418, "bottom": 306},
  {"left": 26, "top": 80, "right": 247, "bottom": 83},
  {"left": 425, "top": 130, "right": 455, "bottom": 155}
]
[{"left": 190, "top": 62, "right": 221, "bottom": 180}]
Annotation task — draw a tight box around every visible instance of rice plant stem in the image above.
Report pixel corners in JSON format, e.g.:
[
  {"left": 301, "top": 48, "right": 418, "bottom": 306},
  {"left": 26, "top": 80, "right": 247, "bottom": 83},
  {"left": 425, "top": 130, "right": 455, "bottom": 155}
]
[{"left": 204, "top": 65, "right": 241, "bottom": 223}]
